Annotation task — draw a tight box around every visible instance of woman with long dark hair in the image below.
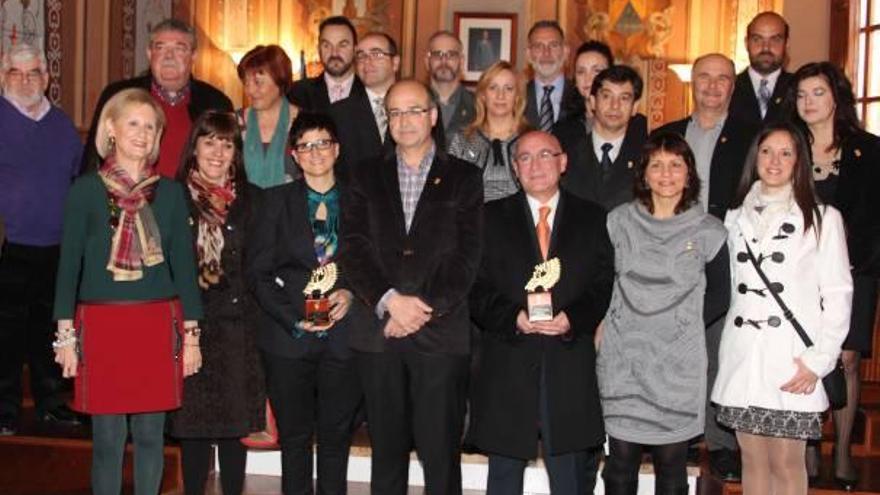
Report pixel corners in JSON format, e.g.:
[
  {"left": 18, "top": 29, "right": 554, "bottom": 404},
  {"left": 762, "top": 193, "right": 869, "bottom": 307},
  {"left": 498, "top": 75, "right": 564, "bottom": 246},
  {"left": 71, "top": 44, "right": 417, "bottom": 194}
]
[
  {"left": 712, "top": 122, "right": 853, "bottom": 495},
  {"left": 785, "top": 61, "right": 880, "bottom": 489}
]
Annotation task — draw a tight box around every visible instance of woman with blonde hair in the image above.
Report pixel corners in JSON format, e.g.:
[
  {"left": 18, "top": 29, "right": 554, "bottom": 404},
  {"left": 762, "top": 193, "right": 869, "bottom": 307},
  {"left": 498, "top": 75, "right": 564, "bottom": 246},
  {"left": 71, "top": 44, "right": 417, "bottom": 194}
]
[{"left": 448, "top": 60, "right": 529, "bottom": 202}]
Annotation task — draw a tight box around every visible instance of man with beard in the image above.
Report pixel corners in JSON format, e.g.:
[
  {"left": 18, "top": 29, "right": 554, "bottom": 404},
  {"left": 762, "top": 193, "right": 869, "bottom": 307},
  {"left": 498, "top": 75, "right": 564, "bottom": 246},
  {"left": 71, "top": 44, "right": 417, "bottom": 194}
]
[
  {"left": 729, "top": 11, "right": 792, "bottom": 127},
  {"left": 0, "top": 43, "right": 83, "bottom": 435},
  {"left": 81, "top": 19, "right": 232, "bottom": 177},
  {"left": 425, "top": 30, "right": 475, "bottom": 138},
  {"left": 524, "top": 21, "right": 583, "bottom": 131},
  {"left": 288, "top": 16, "right": 364, "bottom": 113}
]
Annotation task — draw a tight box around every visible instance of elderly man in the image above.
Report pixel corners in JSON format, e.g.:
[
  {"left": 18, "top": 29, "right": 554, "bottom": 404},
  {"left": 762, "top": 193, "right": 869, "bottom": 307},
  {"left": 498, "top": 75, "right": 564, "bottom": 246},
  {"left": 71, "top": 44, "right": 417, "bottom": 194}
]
[
  {"left": 729, "top": 11, "right": 792, "bottom": 126},
  {"left": 288, "top": 16, "right": 364, "bottom": 113},
  {"left": 81, "top": 18, "right": 232, "bottom": 177},
  {"left": 524, "top": 21, "right": 583, "bottom": 131},
  {"left": 0, "top": 43, "right": 83, "bottom": 435},
  {"left": 468, "top": 129, "right": 613, "bottom": 494},
  {"left": 425, "top": 30, "right": 475, "bottom": 138},
  {"left": 341, "top": 79, "right": 482, "bottom": 495}
]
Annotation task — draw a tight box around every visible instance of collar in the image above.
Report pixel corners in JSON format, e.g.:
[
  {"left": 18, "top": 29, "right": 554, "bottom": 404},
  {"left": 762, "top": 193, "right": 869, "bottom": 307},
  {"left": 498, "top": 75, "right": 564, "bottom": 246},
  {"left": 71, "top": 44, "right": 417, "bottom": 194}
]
[
  {"left": 591, "top": 131, "right": 625, "bottom": 162},
  {"left": 324, "top": 72, "right": 355, "bottom": 90},
  {"left": 688, "top": 112, "right": 727, "bottom": 131},
  {"left": 747, "top": 67, "right": 782, "bottom": 93},
  {"left": 3, "top": 94, "right": 51, "bottom": 121},
  {"left": 151, "top": 78, "right": 191, "bottom": 106},
  {"left": 397, "top": 143, "right": 436, "bottom": 173},
  {"left": 434, "top": 84, "right": 463, "bottom": 106},
  {"left": 535, "top": 75, "right": 565, "bottom": 95},
  {"left": 525, "top": 190, "right": 560, "bottom": 227},
  {"left": 365, "top": 87, "right": 387, "bottom": 104}
]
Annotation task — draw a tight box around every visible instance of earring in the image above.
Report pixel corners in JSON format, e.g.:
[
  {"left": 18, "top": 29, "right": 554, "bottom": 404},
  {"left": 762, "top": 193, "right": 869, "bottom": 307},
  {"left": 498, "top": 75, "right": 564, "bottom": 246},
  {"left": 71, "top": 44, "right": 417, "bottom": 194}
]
[{"left": 107, "top": 135, "right": 116, "bottom": 148}]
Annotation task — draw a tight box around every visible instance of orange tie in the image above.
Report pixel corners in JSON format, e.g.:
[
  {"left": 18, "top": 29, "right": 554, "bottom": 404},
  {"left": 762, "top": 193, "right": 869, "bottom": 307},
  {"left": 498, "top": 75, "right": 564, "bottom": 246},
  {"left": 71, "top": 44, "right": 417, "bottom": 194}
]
[{"left": 537, "top": 206, "right": 551, "bottom": 260}]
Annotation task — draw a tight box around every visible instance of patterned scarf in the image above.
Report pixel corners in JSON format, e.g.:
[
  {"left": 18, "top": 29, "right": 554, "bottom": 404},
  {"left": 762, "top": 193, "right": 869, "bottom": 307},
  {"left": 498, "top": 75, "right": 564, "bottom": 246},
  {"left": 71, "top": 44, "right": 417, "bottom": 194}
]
[
  {"left": 188, "top": 171, "right": 236, "bottom": 288},
  {"left": 99, "top": 158, "right": 163, "bottom": 281}
]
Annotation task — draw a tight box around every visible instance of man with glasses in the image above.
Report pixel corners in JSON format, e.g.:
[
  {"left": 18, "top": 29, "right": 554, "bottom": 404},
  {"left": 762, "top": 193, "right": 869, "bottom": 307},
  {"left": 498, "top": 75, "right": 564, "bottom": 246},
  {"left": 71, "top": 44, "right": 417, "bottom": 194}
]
[
  {"left": 425, "top": 30, "right": 475, "bottom": 138},
  {"left": 341, "top": 79, "right": 483, "bottom": 495},
  {"left": 0, "top": 43, "right": 83, "bottom": 435},
  {"left": 729, "top": 11, "right": 792, "bottom": 127},
  {"left": 468, "top": 129, "right": 613, "bottom": 493},
  {"left": 288, "top": 16, "right": 364, "bottom": 113},
  {"left": 524, "top": 21, "right": 583, "bottom": 131},
  {"left": 81, "top": 19, "right": 232, "bottom": 177},
  {"left": 329, "top": 32, "right": 400, "bottom": 178}
]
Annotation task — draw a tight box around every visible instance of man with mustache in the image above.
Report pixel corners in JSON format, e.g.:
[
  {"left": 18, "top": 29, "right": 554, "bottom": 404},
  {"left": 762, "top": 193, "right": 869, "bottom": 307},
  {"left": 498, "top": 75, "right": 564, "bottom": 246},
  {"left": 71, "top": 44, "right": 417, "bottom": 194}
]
[
  {"left": 524, "top": 21, "right": 583, "bottom": 131},
  {"left": 654, "top": 53, "right": 758, "bottom": 482},
  {"left": 288, "top": 16, "right": 364, "bottom": 113},
  {"left": 425, "top": 30, "right": 474, "bottom": 138},
  {"left": 0, "top": 43, "right": 83, "bottom": 435},
  {"left": 729, "top": 11, "right": 792, "bottom": 127},
  {"left": 81, "top": 19, "right": 233, "bottom": 177}
]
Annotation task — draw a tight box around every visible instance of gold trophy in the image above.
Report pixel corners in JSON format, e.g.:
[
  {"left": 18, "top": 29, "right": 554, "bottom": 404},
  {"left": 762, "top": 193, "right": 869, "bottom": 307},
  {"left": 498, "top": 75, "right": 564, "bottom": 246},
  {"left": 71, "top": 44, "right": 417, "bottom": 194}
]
[
  {"left": 303, "top": 263, "right": 338, "bottom": 326},
  {"left": 524, "top": 258, "right": 561, "bottom": 322}
]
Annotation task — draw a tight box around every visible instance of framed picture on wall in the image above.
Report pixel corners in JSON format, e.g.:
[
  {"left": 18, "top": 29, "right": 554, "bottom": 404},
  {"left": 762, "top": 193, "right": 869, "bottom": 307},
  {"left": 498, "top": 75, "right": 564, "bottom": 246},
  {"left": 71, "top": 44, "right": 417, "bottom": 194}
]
[{"left": 454, "top": 12, "right": 517, "bottom": 82}]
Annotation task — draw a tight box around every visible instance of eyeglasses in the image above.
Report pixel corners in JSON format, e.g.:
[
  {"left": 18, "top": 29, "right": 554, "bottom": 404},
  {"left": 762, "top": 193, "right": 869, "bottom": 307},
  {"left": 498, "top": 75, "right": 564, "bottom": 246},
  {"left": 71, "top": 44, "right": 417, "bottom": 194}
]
[
  {"left": 428, "top": 50, "right": 460, "bottom": 61},
  {"left": 150, "top": 43, "right": 193, "bottom": 57},
  {"left": 515, "top": 149, "right": 563, "bottom": 165},
  {"left": 387, "top": 107, "right": 432, "bottom": 119},
  {"left": 355, "top": 50, "right": 394, "bottom": 62},
  {"left": 292, "top": 139, "right": 336, "bottom": 153},
  {"left": 528, "top": 41, "right": 564, "bottom": 53},
  {"left": 5, "top": 68, "right": 44, "bottom": 83}
]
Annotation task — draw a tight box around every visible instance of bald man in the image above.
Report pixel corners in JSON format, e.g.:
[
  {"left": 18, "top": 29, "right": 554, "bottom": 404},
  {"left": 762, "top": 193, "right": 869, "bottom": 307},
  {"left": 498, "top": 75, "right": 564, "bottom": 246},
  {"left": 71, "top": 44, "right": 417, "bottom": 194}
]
[{"left": 341, "top": 79, "right": 483, "bottom": 494}]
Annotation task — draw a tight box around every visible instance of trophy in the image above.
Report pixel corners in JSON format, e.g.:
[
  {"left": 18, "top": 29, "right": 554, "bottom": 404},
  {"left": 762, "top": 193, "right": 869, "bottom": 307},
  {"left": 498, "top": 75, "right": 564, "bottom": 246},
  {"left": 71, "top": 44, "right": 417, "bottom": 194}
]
[
  {"left": 303, "top": 263, "right": 338, "bottom": 326},
  {"left": 524, "top": 258, "right": 561, "bottom": 322}
]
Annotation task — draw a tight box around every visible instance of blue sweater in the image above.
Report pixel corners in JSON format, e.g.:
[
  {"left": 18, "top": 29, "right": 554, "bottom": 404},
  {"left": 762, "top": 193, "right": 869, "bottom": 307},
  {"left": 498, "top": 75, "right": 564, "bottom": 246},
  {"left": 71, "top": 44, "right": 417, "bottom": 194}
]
[{"left": 0, "top": 97, "right": 82, "bottom": 246}]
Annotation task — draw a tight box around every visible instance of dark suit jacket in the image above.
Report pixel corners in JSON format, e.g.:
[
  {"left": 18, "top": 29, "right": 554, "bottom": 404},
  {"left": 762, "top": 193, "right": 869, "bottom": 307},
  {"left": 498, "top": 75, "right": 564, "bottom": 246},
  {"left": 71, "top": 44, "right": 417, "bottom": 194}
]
[
  {"left": 729, "top": 70, "right": 792, "bottom": 128},
  {"left": 81, "top": 75, "right": 233, "bottom": 173},
  {"left": 467, "top": 190, "right": 613, "bottom": 459},
  {"left": 287, "top": 72, "right": 366, "bottom": 114},
  {"left": 246, "top": 179, "right": 368, "bottom": 359},
  {"left": 437, "top": 85, "right": 476, "bottom": 138},
  {"left": 340, "top": 148, "right": 484, "bottom": 355},
  {"left": 329, "top": 90, "right": 395, "bottom": 180},
  {"left": 525, "top": 79, "right": 584, "bottom": 129},
  {"left": 552, "top": 115, "right": 647, "bottom": 210}
]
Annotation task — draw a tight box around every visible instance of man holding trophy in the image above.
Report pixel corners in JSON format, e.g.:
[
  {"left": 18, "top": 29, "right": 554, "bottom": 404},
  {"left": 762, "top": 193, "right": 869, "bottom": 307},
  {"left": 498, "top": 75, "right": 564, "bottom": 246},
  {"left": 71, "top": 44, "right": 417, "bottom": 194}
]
[{"left": 467, "top": 130, "right": 615, "bottom": 494}]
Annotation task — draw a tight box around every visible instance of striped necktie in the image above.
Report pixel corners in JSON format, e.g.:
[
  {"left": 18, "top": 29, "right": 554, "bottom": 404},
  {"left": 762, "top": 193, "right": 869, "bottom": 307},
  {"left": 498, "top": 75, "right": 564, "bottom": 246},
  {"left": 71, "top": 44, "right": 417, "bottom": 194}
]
[{"left": 538, "top": 85, "right": 554, "bottom": 131}]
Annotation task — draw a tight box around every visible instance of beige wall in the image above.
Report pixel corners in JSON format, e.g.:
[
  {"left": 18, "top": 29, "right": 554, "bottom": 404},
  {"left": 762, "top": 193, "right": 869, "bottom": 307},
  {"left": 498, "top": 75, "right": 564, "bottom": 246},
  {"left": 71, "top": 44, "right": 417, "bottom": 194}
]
[{"left": 784, "top": 0, "right": 831, "bottom": 71}]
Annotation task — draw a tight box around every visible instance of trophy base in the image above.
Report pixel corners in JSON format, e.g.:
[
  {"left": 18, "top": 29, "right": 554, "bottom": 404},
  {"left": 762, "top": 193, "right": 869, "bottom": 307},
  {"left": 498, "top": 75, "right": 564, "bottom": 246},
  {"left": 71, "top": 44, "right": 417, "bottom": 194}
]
[
  {"left": 305, "top": 297, "right": 331, "bottom": 326},
  {"left": 527, "top": 291, "right": 553, "bottom": 322}
]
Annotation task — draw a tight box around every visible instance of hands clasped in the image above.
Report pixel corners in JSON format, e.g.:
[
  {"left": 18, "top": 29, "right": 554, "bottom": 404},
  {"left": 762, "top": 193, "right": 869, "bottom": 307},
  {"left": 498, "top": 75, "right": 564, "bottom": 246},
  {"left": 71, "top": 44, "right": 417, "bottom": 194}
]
[
  {"left": 516, "top": 310, "right": 571, "bottom": 336},
  {"left": 384, "top": 293, "right": 433, "bottom": 338}
]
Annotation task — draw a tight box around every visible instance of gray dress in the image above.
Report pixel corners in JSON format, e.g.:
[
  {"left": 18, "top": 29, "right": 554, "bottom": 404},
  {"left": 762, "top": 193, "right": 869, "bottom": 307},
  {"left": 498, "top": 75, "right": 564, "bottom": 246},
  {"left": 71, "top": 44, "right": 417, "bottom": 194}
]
[
  {"left": 448, "top": 130, "right": 520, "bottom": 202},
  {"left": 598, "top": 201, "right": 726, "bottom": 444}
]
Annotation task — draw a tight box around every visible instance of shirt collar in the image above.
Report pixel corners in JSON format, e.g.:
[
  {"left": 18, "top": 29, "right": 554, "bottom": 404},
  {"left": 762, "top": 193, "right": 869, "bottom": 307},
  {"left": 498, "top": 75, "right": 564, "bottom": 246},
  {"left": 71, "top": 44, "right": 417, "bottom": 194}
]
[
  {"left": 3, "top": 94, "right": 51, "bottom": 121},
  {"left": 747, "top": 67, "right": 782, "bottom": 93},
  {"left": 535, "top": 75, "right": 565, "bottom": 95},
  {"left": 688, "top": 112, "right": 727, "bottom": 131},
  {"left": 151, "top": 78, "right": 191, "bottom": 106},
  {"left": 397, "top": 143, "right": 436, "bottom": 173},
  {"left": 324, "top": 72, "right": 355, "bottom": 90},
  {"left": 525, "top": 190, "right": 560, "bottom": 226},
  {"left": 591, "top": 132, "right": 625, "bottom": 162},
  {"left": 365, "top": 87, "right": 387, "bottom": 103}
]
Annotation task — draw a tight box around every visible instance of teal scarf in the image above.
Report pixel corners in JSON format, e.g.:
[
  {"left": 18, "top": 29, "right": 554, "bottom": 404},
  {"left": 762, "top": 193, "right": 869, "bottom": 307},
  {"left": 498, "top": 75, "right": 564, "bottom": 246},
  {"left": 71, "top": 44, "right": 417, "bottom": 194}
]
[{"left": 244, "top": 103, "right": 289, "bottom": 188}]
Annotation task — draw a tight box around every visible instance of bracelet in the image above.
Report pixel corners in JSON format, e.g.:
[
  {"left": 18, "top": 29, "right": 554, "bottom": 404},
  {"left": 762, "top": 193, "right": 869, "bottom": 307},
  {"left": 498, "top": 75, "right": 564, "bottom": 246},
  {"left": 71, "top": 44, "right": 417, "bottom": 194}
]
[
  {"left": 52, "top": 336, "right": 77, "bottom": 349},
  {"left": 184, "top": 343, "right": 200, "bottom": 347},
  {"left": 183, "top": 326, "right": 202, "bottom": 337}
]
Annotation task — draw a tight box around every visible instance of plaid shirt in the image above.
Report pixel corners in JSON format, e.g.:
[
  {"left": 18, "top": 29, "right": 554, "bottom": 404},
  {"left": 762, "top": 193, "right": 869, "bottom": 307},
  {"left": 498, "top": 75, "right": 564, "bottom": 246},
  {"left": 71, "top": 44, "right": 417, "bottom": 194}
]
[{"left": 396, "top": 144, "right": 435, "bottom": 232}]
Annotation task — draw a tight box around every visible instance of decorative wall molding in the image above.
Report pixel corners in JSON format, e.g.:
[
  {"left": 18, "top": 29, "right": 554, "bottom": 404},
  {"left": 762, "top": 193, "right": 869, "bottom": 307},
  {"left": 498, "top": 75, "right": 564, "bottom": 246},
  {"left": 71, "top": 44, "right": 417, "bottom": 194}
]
[
  {"left": 122, "top": 0, "right": 136, "bottom": 78},
  {"left": 46, "top": 0, "right": 62, "bottom": 104}
]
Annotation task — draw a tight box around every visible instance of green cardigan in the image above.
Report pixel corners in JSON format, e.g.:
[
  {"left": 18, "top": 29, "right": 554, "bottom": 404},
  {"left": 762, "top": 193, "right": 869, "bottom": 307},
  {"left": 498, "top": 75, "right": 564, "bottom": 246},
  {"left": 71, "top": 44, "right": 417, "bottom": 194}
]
[{"left": 53, "top": 173, "right": 204, "bottom": 320}]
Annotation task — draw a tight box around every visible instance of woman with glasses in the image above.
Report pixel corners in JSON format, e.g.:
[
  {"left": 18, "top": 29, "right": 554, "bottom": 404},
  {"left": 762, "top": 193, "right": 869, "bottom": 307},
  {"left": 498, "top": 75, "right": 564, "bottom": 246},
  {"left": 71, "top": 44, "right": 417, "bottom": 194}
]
[
  {"left": 448, "top": 61, "right": 529, "bottom": 202},
  {"left": 247, "top": 112, "right": 365, "bottom": 494},
  {"left": 712, "top": 122, "right": 852, "bottom": 495},
  {"left": 237, "top": 45, "right": 300, "bottom": 188}
]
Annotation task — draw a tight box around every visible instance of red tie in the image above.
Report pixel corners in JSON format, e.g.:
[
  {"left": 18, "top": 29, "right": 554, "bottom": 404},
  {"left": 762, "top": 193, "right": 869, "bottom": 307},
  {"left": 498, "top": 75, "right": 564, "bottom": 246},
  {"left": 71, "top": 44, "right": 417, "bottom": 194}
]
[{"left": 537, "top": 206, "right": 551, "bottom": 260}]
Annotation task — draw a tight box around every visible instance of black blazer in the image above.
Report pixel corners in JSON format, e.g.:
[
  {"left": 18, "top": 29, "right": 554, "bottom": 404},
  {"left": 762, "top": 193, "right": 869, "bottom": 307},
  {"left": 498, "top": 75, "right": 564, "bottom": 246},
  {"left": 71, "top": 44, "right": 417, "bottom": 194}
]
[
  {"left": 340, "top": 148, "right": 484, "bottom": 355},
  {"left": 328, "top": 90, "right": 395, "bottom": 180},
  {"left": 729, "top": 70, "right": 792, "bottom": 128},
  {"left": 287, "top": 72, "right": 366, "bottom": 114},
  {"left": 654, "top": 115, "right": 759, "bottom": 219},
  {"left": 81, "top": 75, "right": 233, "bottom": 173},
  {"left": 552, "top": 115, "right": 647, "bottom": 210},
  {"left": 525, "top": 79, "right": 584, "bottom": 129},
  {"left": 247, "top": 179, "right": 368, "bottom": 359},
  {"left": 467, "top": 190, "right": 613, "bottom": 459}
]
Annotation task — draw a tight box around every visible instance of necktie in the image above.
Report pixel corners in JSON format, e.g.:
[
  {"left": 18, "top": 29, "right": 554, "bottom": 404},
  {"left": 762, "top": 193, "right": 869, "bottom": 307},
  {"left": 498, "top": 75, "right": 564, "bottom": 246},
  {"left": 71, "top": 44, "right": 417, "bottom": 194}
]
[
  {"left": 329, "top": 83, "right": 346, "bottom": 103},
  {"left": 537, "top": 206, "right": 551, "bottom": 260},
  {"left": 373, "top": 96, "right": 387, "bottom": 142},
  {"left": 538, "top": 85, "right": 554, "bottom": 131},
  {"left": 600, "top": 142, "right": 613, "bottom": 173},
  {"left": 758, "top": 79, "right": 771, "bottom": 118}
]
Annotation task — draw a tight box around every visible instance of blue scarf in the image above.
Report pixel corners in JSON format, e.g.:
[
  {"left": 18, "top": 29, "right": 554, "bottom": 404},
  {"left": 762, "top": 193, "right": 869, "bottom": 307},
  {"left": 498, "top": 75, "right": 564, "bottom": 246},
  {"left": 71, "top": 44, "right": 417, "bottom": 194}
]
[
  {"left": 244, "top": 103, "right": 289, "bottom": 188},
  {"left": 307, "top": 185, "right": 340, "bottom": 265}
]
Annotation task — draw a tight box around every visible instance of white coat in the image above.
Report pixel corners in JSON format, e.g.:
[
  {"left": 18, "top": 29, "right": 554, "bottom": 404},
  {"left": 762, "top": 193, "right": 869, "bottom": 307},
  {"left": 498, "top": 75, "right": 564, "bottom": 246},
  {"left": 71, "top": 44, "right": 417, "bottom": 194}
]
[{"left": 711, "top": 196, "right": 853, "bottom": 413}]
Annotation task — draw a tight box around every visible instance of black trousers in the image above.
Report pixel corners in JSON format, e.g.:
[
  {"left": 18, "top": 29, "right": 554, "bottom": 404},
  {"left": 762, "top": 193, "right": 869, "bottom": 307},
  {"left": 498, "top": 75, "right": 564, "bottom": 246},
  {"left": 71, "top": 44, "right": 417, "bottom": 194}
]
[
  {"left": 262, "top": 348, "right": 362, "bottom": 495},
  {"left": 0, "top": 243, "right": 67, "bottom": 421},
  {"left": 356, "top": 350, "right": 469, "bottom": 495},
  {"left": 180, "top": 438, "right": 247, "bottom": 495}
]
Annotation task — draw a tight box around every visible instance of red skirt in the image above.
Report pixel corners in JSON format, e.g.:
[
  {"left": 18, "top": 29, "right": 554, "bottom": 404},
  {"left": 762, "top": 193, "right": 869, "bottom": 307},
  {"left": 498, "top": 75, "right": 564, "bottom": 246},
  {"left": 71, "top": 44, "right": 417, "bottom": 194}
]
[{"left": 73, "top": 299, "right": 184, "bottom": 414}]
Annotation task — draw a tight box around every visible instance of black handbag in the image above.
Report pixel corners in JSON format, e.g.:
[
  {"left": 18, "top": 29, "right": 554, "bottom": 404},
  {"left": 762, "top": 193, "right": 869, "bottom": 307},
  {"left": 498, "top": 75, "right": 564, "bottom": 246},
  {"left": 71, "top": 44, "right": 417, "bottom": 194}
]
[{"left": 743, "top": 240, "right": 847, "bottom": 410}]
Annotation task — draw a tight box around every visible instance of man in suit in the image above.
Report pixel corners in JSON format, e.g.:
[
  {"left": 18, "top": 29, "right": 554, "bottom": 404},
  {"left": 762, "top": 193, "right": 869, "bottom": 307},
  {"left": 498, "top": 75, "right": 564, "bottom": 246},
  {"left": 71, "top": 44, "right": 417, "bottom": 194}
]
[
  {"left": 341, "top": 79, "right": 483, "bottom": 495},
  {"left": 654, "top": 53, "right": 756, "bottom": 482},
  {"left": 524, "top": 21, "right": 583, "bottom": 131},
  {"left": 81, "top": 19, "right": 232, "bottom": 177},
  {"left": 553, "top": 65, "right": 647, "bottom": 210},
  {"left": 288, "top": 16, "right": 364, "bottom": 113},
  {"left": 329, "top": 32, "right": 399, "bottom": 179},
  {"left": 426, "top": 30, "right": 475, "bottom": 138},
  {"left": 468, "top": 129, "right": 613, "bottom": 494},
  {"left": 729, "top": 11, "right": 792, "bottom": 127}
]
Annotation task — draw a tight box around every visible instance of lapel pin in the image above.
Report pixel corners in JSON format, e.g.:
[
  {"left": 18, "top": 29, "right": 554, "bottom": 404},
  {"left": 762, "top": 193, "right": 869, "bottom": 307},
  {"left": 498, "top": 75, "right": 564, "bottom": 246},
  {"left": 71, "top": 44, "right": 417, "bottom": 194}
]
[
  {"left": 685, "top": 240, "right": 695, "bottom": 251},
  {"left": 627, "top": 161, "right": 633, "bottom": 169},
  {"left": 720, "top": 136, "right": 728, "bottom": 144},
  {"left": 774, "top": 97, "right": 781, "bottom": 104},
  {"left": 433, "top": 177, "right": 442, "bottom": 185},
  {"left": 855, "top": 148, "right": 862, "bottom": 158},
  {"left": 188, "top": 217, "right": 194, "bottom": 226}
]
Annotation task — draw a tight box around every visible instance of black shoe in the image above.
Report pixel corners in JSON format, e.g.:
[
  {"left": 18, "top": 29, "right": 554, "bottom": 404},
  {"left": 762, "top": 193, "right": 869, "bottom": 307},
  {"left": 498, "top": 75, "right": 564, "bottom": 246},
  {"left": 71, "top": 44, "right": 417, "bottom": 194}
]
[
  {"left": 834, "top": 475, "right": 858, "bottom": 492},
  {"left": 38, "top": 405, "right": 82, "bottom": 426},
  {"left": 708, "top": 448, "right": 741, "bottom": 482},
  {"left": 0, "top": 421, "right": 16, "bottom": 436}
]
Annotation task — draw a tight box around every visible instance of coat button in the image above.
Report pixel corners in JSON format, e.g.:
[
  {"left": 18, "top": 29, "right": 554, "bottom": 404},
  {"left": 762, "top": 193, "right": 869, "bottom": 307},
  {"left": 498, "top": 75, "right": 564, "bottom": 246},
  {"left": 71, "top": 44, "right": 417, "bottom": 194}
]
[
  {"left": 402, "top": 249, "right": 415, "bottom": 256},
  {"left": 231, "top": 297, "right": 239, "bottom": 304}
]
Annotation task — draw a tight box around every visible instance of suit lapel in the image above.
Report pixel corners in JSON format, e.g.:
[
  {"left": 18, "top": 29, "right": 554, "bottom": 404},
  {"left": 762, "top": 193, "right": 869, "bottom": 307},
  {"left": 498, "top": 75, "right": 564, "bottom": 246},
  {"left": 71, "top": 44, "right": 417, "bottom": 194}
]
[
  {"left": 379, "top": 153, "right": 408, "bottom": 238},
  {"left": 354, "top": 93, "right": 383, "bottom": 152},
  {"left": 526, "top": 81, "right": 538, "bottom": 126},
  {"left": 516, "top": 192, "right": 544, "bottom": 265},
  {"left": 314, "top": 76, "right": 331, "bottom": 111},
  {"left": 291, "top": 181, "right": 319, "bottom": 269},
  {"left": 547, "top": 192, "right": 566, "bottom": 259},
  {"left": 408, "top": 152, "right": 448, "bottom": 235}
]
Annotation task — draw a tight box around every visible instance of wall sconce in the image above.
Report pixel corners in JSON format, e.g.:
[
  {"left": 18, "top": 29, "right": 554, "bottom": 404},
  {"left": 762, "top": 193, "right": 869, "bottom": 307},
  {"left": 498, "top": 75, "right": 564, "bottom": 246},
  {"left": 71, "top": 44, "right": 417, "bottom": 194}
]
[
  {"left": 228, "top": 49, "right": 248, "bottom": 65},
  {"left": 668, "top": 63, "right": 693, "bottom": 83}
]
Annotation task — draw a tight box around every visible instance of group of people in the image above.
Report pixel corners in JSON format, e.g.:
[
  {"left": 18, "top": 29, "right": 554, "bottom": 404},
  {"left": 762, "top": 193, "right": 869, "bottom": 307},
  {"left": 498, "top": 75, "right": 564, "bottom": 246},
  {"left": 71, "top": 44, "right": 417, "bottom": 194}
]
[{"left": 0, "top": 8, "right": 877, "bottom": 495}]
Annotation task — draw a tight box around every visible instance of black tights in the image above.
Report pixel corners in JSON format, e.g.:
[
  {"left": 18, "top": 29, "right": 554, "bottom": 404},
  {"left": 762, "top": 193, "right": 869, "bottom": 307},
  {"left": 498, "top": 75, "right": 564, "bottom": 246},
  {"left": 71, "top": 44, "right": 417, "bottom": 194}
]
[
  {"left": 180, "top": 438, "right": 247, "bottom": 495},
  {"left": 602, "top": 436, "right": 689, "bottom": 495}
]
